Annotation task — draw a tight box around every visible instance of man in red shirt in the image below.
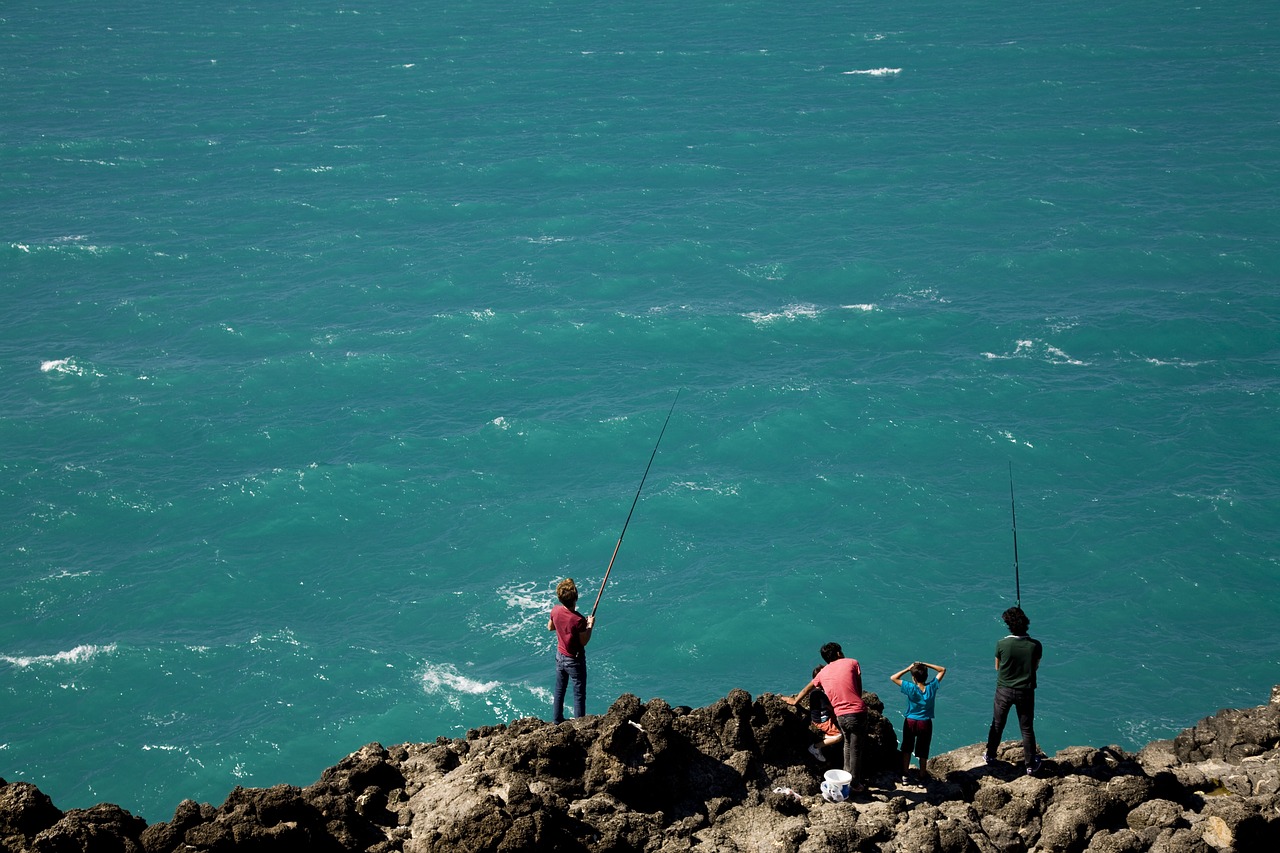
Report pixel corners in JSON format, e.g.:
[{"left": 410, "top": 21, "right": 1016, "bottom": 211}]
[
  {"left": 547, "top": 577, "right": 594, "bottom": 723},
  {"left": 784, "top": 642, "right": 867, "bottom": 792}
]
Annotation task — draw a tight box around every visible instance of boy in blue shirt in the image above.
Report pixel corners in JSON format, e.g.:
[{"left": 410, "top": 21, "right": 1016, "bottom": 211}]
[{"left": 890, "top": 660, "right": 947, "bottom": 783}]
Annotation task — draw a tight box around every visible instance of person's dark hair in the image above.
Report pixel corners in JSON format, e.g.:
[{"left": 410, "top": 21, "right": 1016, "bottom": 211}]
[
  {"left": 910, "top": 662, "right": 928, "bottom": 684},
  {"left": 812, "top": 665, "right": 824, "bottom": 678},
  {"left": 556, "top": 578, "right": 579, "bottom": 608},
  {"left": 1002, "top": 606, "right": 1030, "bottom": 635},
  {"left": 819, "top": 642, "right": 843, "bottom": 663}
]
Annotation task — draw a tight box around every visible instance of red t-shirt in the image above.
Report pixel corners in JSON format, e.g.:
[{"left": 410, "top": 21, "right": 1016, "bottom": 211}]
[
  {"left": 550, "top": 604, "right": 588, "bottom": 657},
  {"left": 812, "top": 657, "right": 865, "bottom": 716}
]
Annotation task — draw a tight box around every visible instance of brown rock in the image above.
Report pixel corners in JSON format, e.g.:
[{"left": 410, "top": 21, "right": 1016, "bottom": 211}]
[
  {"left": 31, "top": 804, "right": 145, "bottom": 853},
  {"left": 7, "top": 685, "right": 1280, "bottom": 853},
  {"left": 0, "top": 779, "right": 63, "bottom": 850}
]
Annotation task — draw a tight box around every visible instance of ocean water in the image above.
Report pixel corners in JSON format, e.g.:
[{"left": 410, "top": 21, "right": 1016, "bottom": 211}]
[{"left": 3, "top": 0, "right": 1278, "bottom": 823}]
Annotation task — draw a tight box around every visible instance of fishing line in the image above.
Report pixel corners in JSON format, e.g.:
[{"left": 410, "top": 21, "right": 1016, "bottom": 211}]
[
  {"left": 590, "top": 390, "right": 680, "bottom": 619},
  {"left": 1009, "top": 462, "right": 1021, "bottom": 608}
]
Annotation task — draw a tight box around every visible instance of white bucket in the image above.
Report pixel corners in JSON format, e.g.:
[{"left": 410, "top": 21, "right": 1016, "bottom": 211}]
[{"left": 820, "top": 768, "right": 853, "bottom": 802}]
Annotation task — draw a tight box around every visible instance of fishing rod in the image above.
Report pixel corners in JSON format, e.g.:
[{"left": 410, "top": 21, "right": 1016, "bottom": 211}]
[
  {"left": 1009, "top": 462, "right": 1021, "bottom": 608},
  {"left": 590, "top": 390, "right": 680, "bottom": 619}
]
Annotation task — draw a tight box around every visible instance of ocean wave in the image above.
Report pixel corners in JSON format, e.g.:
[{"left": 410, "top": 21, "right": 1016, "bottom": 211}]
[
  {"left": 420, "top": 660, "right": 549, "bottom": 724},
  {"left": 40, "top": 357, "right": 101, "bottom": 377},
  {"left": 248, "top": 629, "right": 302, "bottom": 649},
  {"left": 0, "top": 644, "right": 117, "bottom": 668},
  {"left": 1140, "top": 356, "right": 1206, "bottom": 368},
  {"left": 11, "top": 237, "right": 113, "bottom": 255},
  {"left": 489, "top": 580, "right": 553, "bottom": 641},
  {"left": 672, "top": 480, "right": 741, "bottom": 497},
  {"left": 420, "top": 662, "right": 501, "bottom": 698},
  {"left": 996, "top": 430, "right": 1035, "bottom": 449},
  {"left": 981, "top": 339, "right": 1087, "bottom": 366},
  {"left": 843, "top": 67, "right": 901, "bottom": 76},
  {"left": 743, "top": 304, "right": 821, "bottom": 325}
]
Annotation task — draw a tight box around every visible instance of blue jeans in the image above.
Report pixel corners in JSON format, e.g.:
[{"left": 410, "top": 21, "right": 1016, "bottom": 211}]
[
  {"left": 986, "top": 685, "right": 1037, "bottom": 768},
  {"left": 837, "top": 712, "right": 866, "bottom": 782},
  {"left": 553, "top": 652, "right": 586, "bottom": 724}
]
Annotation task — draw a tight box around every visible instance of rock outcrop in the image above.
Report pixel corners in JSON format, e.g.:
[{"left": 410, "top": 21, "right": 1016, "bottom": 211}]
[{"left": 3, "top": 686, "right": 1278, "bottom": 852}]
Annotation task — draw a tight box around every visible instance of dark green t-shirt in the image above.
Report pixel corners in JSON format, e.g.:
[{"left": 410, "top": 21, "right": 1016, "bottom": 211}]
[{"left": 995, "top": 634, "right": 1042, "bottom": 689}]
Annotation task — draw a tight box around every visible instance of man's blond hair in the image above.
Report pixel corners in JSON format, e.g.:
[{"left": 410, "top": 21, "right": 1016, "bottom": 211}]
[{"left": 556, "top": 578, "right": 579, "bottom": 607}]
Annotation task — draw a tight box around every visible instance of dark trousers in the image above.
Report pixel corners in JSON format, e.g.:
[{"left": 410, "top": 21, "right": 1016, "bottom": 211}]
[
  {"left": 837, "top": 712, "right": 866, "bottom": 781},
  {"left": 553, "top": 652, "right": 586, "bottom": 724},
  {"left": 986, "top": 685, "right": 1037, "bottom": 767}
]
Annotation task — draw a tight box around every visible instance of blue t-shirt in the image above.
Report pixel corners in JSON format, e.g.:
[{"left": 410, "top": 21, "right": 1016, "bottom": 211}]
[{"left": 900, "top": 678, "right": 940, "bottom": 721}]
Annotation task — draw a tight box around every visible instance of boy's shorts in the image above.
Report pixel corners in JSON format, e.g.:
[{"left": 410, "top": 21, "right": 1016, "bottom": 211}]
[
  {"left": 901, "top": 718, "right": 933, "bottom": 758},
  {"left": 812, "top": 718, "right": 840, "bottom": 738}
]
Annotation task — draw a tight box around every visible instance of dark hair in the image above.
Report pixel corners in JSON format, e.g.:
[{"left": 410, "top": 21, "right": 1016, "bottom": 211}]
[
  {"left": 1002, "top": 606, "right": 1030, "bottom": 635},
  {"left": 819, "top": 642, "right": 843, "bottom": 663},
  {"left": 556, "top": 578, "right": 579, "bottom": 608},
  {"left": 910, "top": 662, "right": 928, "bottom": 684},
  {"left": 812, "top": 665, "right": 824, "bottom": 678}
]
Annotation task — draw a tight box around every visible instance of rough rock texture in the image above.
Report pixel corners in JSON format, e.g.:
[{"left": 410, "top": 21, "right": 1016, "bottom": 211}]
[{"left": 3, "top": 687, "right": 1280, "bottom": 852}]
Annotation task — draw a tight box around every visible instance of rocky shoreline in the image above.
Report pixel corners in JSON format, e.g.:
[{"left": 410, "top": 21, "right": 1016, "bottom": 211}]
[{"left": 2, "top": 686, "right": 1278, "bottom": 852}]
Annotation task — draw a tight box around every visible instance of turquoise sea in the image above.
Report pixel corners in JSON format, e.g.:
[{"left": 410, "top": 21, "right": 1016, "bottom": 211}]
[{"left": 3, "top": 0, "right": 1278, "bottom": 823}]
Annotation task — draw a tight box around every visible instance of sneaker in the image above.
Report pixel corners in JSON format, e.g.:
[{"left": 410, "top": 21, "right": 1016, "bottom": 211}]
[
  {"left": 899, "top": 775, "right": 910, "bottom": 785},
  {"left": 981, "top": 752, "right": 991, "bottom": 765},
  {"left": 1026, "top": 756, "right": 1043, "bottom": 775},
  {"left": 807, "top": 743, "right": 824, "bottom": 761}
]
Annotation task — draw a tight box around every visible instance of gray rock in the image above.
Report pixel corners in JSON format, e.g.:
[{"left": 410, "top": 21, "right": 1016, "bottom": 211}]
[{"left": 6, "top": 685, "right": 1280, "bottom": 852}]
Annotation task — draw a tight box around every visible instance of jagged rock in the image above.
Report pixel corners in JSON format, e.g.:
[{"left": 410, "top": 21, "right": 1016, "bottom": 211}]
[
  {"left": 1146, "top": 825, "right": 1214, "bottom": 853},
  {"left": 31, "top": 803, "right": 145, "bottom": 853},
  {"left": 7, "top": 686, "right": 1280, "bottom": 852},
  {"left": 1196, "top": 793, "right": 1280, "bottom": 852},
  {"left": 1084, "top": 828, "right": 1147, "bottom": 853},
  {"left": 1173, "top": 702, "right": 1280, "bottom": 764},
  {"left": 1126, "top": 798, "right": 1186, "bottom": 836},
  {"left": 1038, "top": 777, "right": 1115, "bottom": 852},
  {"left": 139, "top": 799, "right": 215, "bottom": 853},
  {"left": 0, "top": 779, "right": 63, "bottom": 851}
]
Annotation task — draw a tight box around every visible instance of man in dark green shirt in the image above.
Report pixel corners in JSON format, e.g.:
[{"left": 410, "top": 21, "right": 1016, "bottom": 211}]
[{"left": 983, "top": 606, "right": 1043, "bottom": 774}]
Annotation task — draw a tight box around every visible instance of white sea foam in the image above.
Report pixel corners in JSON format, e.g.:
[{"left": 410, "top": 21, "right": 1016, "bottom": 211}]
[
  {"left": 1, "top": 644, "right": 116, "bottom": 668},
  {"left": 47, "top": 569, "right": 94, "bottom": 580},
  {"left": 672, "top": 480, "right": 741, "bottom": 497},
  {"left": 248, "top": 629, "right": 301, "bottom": 648},
  {"left": 841, "top": 303, "right": 876, "bottom": 312},
  {"left": 996, "top": 430, "right": 1035, "bottom": 448},
  {"left": 41, "top": 358, "right": 76, "bottom": 374},
  {"left": 40, "top": 357, "right": 105, "bottom": 378},
  {"left": 744, "top": 304, "right": 821, "bottom": 324},
  {"left": 1141, "top": 356, "right": 1205, "bottom": 368},
  {"left": 843, "top": 67, "right": 901, "bottom": 76},
  {"left": 420, "top": 662, "right": 501, "bottom": 697},
  {"left": 981, "top": 339, "right": 1084, "bottom": 365},
  {"left": 1045, "top": 345, "right": 1086, "bottom": 366},
  {"left": 489, "top": 580, "right": 552, "bottom": 641}
]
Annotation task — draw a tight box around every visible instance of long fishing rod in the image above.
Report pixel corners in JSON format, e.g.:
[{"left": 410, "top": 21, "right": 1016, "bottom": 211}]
[
  {"left": 1009, "top": 462, "right": 1021, "bottom": 608},
  {"left": 590, "top": 390, "right": 680, "bottom": 619}
]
